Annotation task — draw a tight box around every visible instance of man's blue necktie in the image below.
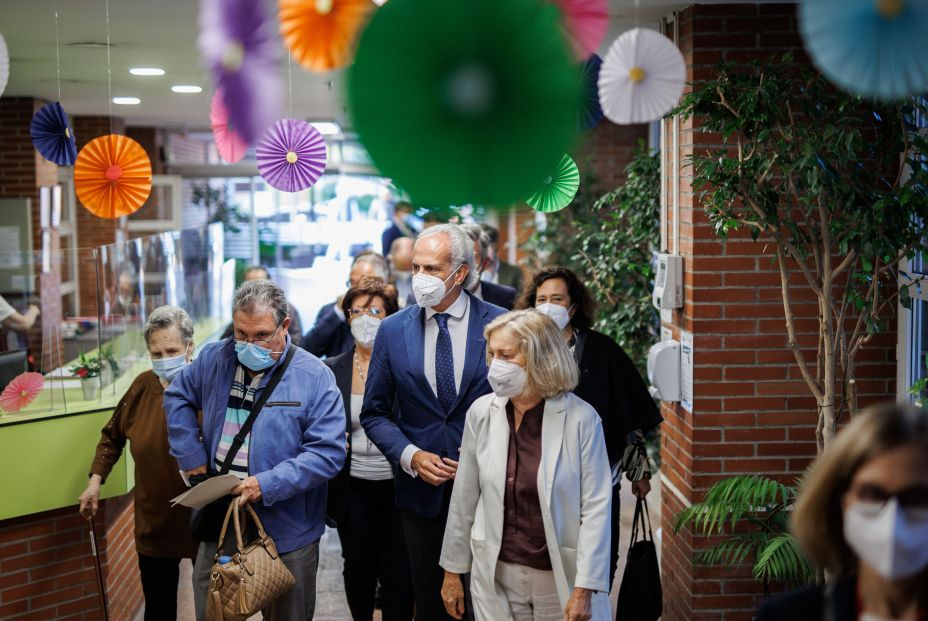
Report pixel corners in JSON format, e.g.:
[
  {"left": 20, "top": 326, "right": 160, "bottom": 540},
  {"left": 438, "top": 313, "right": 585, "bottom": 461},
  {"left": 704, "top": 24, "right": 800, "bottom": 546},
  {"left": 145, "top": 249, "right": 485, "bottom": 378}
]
[{"left": 434, "top": 313, "right": 457, "bottom": 414}]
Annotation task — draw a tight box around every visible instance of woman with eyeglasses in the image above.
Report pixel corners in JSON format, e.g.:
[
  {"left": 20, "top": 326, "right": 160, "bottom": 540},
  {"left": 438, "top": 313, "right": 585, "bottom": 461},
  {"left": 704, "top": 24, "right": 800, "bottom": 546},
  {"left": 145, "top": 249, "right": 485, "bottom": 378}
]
[
  {"left": 756, "top": 403, "right": 928, "bottom": 620},
  {"left": 324, "top": 275, "right": 414, "bottom": 620}
]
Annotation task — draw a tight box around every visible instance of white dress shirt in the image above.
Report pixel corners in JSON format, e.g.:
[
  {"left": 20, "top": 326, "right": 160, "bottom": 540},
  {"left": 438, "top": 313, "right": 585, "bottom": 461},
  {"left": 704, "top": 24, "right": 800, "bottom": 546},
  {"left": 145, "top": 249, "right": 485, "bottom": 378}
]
[{"left": 400, "top": 290, "right": 471, "bottom": 476}]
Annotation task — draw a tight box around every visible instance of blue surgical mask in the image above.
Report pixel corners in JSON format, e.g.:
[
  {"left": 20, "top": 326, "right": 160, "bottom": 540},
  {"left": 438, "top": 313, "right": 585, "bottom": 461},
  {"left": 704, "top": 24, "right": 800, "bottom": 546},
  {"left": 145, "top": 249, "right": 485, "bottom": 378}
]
[
  {"left": 151, "top": 351, "right": 189, "bottom": 382},
  {"left": 234, "top": 341, "right": 276, "bottom": 371}
]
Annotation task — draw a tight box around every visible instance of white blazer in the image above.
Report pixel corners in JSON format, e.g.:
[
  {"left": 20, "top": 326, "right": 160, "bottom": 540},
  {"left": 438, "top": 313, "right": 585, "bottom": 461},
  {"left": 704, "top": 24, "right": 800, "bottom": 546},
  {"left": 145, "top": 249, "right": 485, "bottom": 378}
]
[{"left": 440, "top": 392, "right": 613, "bottom": 620}]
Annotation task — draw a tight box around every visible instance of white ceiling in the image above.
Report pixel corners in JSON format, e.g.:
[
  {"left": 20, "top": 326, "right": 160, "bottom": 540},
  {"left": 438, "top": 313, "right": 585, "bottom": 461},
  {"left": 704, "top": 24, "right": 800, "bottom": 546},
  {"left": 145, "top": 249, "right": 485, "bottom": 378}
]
[{"left": 0, "top": 0, "right": 777, "bottom": 130}]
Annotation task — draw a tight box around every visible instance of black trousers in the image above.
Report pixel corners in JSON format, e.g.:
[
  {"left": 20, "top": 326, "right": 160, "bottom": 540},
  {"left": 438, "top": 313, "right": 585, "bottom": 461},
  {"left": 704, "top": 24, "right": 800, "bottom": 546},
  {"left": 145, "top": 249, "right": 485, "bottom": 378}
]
[
  {"left": 337, "top": 477, "right": 414, "bottom": 621},
  {"left": 401, "top": 483, "right": 475, "bottom": 621},
  {"left": 137, "top": 553, "right": 181, "bottom": 621}
]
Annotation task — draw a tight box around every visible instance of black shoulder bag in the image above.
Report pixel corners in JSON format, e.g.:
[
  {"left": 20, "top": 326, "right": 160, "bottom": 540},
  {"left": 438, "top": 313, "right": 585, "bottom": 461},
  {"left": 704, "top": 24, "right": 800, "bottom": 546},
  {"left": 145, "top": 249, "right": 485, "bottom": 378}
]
[
  {"left": 189, "top": 344, "right": 297, "bottom": 542},
  {"left": 616, "top": 496, "right": 663, "bottom": 621}
]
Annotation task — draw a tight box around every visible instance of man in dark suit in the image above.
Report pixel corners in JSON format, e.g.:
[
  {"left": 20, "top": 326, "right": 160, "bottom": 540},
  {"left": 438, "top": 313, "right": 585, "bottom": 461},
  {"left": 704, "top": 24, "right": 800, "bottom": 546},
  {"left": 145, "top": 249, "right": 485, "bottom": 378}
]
[
  {"left": 302, "top": 252, "right": 390, "bottom": 358},
  {"left": 381, "top": 201, "right": 417, "bottom": 255},
  {"left": 361, "top": 224, "right": 506, "bottom": 621},
  {"left": 480, "top": 223, "right": 525, "bottom": 292},
  {"left": 461, "top": 223, "right": 517, "bottom": 310}
]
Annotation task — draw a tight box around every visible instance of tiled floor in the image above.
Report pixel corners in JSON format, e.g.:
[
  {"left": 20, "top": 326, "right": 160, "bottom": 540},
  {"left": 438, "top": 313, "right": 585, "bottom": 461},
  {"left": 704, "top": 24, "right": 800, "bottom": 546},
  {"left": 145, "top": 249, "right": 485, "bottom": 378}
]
[{"left": 162, "top": 478, "right": 661, "bottom": 620}]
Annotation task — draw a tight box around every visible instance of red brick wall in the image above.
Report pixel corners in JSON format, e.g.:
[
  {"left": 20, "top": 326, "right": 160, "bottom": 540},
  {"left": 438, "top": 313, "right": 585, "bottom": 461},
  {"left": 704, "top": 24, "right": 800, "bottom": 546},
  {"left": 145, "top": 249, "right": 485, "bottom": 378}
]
[
  {"left": 0, "top": 495, "right": 142, "bottom": 621},
  {"left": 580, "top": 121, "right": 649, "bottom": 190},
  {"left": 658, "top": 5, "right": 898, "bottom": 620}
]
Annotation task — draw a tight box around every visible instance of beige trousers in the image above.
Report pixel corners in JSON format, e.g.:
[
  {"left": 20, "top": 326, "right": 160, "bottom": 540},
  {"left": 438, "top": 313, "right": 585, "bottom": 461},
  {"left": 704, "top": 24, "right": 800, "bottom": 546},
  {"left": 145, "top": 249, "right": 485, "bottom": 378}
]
[{"left": 494, "top": 560, "right": 563, "bottom": 621}]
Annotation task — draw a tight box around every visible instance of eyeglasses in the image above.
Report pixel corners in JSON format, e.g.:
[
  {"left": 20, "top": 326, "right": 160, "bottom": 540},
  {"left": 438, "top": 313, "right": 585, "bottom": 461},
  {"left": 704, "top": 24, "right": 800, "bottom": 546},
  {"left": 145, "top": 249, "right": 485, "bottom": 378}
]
[
  {"left": 234, "top": 325, "right": 281, "bottom": 346},
  {"left": 848, "top": 483, "right": 928, "bottom": 512},
  {"left": 348, "top": 307, "right": 385, "bottom": 318}
]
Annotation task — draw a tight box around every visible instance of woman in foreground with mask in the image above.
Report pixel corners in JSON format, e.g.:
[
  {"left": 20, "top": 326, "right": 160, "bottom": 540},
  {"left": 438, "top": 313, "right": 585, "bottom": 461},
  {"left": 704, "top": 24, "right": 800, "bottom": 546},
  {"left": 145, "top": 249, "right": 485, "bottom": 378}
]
[
  {"left": 324, "top": 276, "right": 414, "bottom": 620},
  {"left": 78, "top": 305, "right": 198, "bottom": 621},
  {"left": 757, "top": 403, "right": 928, "bottom": 621},
  {"left": 439, "top": 309, "right": 612, "bottom": 621},
  {"left": 516, "top": 266, "right": 662, "bottom": 597}
]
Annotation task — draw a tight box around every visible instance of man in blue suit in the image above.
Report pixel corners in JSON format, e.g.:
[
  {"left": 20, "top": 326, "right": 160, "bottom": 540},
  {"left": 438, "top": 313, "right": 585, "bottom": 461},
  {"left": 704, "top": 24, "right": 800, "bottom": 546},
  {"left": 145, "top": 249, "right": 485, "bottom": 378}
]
[{"left": 361, "top": 224, "right": 506, "bottom": 621}]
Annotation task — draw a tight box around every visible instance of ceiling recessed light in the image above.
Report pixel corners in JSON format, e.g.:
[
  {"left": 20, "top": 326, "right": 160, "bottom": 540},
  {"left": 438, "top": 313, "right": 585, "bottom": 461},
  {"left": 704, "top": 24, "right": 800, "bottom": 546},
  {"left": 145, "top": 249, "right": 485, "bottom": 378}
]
[
  {"left": 171, "top": 85, "right": 203, "bottom": 94},
  {"left": 112, "top": 97, "right": 141, "bottom": 105},
  {"left": 311, "top": 121, "right": 341, "bottom": 135},
  {"left": 129, "top": 67, "right": 165, "bottom": 76}
]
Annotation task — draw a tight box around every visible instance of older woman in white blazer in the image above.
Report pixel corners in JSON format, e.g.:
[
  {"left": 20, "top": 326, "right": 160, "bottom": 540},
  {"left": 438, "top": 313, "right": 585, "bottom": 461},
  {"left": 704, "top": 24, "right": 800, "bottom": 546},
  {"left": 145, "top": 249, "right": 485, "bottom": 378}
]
[{"left": 439, "top": 309, "right": 612, "bottom": 621}]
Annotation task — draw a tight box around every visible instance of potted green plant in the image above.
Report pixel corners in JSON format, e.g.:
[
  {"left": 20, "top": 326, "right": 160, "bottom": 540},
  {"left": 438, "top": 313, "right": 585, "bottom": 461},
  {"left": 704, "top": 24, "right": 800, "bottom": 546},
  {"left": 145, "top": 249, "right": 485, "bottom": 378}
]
[{"left": 70, "top": 351, "right": 102, "bottom": 401}]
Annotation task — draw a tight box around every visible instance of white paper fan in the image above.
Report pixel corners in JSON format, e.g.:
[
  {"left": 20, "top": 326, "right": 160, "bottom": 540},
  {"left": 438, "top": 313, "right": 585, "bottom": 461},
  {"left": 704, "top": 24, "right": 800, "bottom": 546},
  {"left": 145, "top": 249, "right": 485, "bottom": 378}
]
[
  {"left": 598, "top": 27, "right": 685, "bottom": 125},
  {"left": 0, "top": 32, "right": 9, "bottom": 98}
]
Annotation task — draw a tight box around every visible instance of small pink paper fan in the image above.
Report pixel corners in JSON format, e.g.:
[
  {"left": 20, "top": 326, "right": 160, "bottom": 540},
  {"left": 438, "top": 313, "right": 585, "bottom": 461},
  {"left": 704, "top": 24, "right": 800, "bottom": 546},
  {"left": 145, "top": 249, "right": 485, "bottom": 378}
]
[
  {"left": 0, "top": 372, "right": 44, "bottom": 412},
  {"left": 553, "top": 0, "right": 609, "bottom": 60},
  {"left": 210, "top": 90, "right": 249, "bottom": 163}
]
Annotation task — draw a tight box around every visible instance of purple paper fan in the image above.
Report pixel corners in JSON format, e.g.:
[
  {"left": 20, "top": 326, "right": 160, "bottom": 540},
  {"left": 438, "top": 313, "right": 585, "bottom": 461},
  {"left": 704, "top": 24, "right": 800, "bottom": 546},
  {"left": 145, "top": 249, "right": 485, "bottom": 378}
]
[
  {"left": 198, "top": 0, "right": 281, "bottom": 144},
  {"left": 579, "top": 54, "right": 604, "bottom": 131},
  {"left": 30, "top": 101, "right": 77, "bottom": 165},
  {"left": 256, "top": 119, "right": 327, "bottom": 193}
]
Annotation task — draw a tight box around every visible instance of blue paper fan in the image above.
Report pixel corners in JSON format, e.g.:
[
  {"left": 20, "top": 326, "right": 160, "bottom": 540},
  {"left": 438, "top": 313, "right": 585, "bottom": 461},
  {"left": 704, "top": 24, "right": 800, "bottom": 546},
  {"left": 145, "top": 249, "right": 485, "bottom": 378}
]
[
  {"left": 30, "top": 101, "right": 77, "bottom": 165},
  {"left": 800, "top": 0, "right": 928, "bottom": 100},
  {"left": 579, "top": 53, "right": 604, "bottom": 131}
]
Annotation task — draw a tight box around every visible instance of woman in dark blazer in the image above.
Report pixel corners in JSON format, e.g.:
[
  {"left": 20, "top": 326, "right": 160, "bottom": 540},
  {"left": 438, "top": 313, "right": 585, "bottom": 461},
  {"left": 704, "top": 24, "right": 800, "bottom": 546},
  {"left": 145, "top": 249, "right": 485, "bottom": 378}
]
[
  {"left": 325, "top": 277, "right": 414, "bottom": 621},
  {"left": 757, "top": 404, "right": 928, "bottom": 620},
  {"left": 516, "top": 266, "right": 663, "bottom": 593}
]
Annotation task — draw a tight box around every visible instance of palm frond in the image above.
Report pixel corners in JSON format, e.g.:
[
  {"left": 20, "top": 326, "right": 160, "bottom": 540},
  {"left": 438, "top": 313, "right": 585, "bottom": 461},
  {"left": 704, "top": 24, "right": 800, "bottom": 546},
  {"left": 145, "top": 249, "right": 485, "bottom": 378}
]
[
  {"left": 674, "top": 475, "right": 794, "bottom": 536},
  {"left": 753, "top": 533, "right": 816, "bottom": 587}
]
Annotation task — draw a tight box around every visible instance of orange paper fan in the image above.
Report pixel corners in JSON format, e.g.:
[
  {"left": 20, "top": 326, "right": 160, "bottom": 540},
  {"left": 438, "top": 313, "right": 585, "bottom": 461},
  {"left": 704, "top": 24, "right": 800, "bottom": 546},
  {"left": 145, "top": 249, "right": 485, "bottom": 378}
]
[
  {"left": 279, "top": 0, "right": 373, "bottom": 72},
  {"left": 75, "top": 134, "right": 152, "bottom": 219}
]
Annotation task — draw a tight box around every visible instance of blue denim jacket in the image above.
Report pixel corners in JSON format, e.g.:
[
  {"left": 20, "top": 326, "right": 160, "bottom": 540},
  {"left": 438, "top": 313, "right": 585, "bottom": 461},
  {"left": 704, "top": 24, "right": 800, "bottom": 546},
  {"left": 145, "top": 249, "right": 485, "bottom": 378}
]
[{"left": 165, "top": 336, "right": 346, "bottom": 553}]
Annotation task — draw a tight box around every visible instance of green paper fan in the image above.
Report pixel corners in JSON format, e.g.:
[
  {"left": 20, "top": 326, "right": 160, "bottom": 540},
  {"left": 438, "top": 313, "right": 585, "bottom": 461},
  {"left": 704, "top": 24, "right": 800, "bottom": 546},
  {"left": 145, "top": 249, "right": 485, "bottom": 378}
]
[
  {"left": 347, "top": 0, "right": 580, "bottom": 206},
  {"left": 526, "top": 155, "right": 579, "bottom": 213}
]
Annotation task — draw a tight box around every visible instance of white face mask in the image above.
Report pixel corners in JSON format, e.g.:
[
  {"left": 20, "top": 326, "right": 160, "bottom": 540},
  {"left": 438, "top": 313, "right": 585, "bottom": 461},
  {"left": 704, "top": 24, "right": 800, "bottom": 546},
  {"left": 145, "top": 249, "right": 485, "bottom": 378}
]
[
  {"left": 412, "top": 267, "right": 460, "bottom": 308},
  {"left": 843, "top": 498, "right": 928, "bottom": 580},
  {"left": 536, "top": 302, "right": 572, "bottom": 331},
  {"left": 350, "top": 314, "right": 382, "bottom": 348},
  {"left": 487, "top": 359, "right": 527, "bottom": 398}
]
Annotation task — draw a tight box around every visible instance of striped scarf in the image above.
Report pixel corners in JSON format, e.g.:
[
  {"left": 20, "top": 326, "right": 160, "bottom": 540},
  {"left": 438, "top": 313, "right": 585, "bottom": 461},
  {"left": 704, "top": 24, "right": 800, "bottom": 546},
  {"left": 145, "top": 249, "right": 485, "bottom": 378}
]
[{"left": 214, "top": 365, "right": 265, "bottom": 479}]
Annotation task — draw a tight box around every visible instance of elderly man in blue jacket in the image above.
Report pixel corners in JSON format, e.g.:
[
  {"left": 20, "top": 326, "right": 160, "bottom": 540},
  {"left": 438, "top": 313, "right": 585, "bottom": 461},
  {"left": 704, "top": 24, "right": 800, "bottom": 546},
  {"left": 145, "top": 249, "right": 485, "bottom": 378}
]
[{"left": 166, "top": 279, "right": 345, "bottom": 621}]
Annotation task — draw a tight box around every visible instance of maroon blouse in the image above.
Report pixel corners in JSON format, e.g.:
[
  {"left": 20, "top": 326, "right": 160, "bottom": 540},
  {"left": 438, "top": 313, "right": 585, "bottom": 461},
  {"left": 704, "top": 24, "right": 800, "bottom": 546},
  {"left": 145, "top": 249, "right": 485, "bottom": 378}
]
[{"left": 498, "top": 400, "right": 552, "bottom": 571}]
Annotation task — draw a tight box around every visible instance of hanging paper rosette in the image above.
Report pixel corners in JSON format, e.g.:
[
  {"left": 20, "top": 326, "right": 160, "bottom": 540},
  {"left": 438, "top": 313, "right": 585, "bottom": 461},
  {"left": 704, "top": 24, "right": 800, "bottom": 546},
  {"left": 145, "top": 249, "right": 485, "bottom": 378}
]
[
  {"left": 552, "top": 0, "right": 609, "bottom": 60},
  {"left": 0, "top": 372, "right": 44, "bottom": 413},
  {"left": 256, "top": 119, "right": 327, "bottom": 192},
  {"left": 279, "top": 0, "right": 373, "bottom": 72},
  {"left": 74, "top": 135, "right": 152, "bottom": 218},
  {"left": 348, "top": 0, "right": 580, "bottom": 205},
  {"left": 30, "top": 101, "right": 78, "bottom": 165},
  {"left": 578, "top": 54, "right": 604, "bottom": 131},
  {"left": 526, "top": 154, "right": 580, "bottom": 213},
  {"left": 199, "top": 0, "right": 281, "bottom": 143},
  {"left": 0, "top": 32, "right": 9, "bottom": 98},
  {"left": 800, "top": 0, "right": 928, "bottom": 100},
  {"left": 598, "top": 27, "right": 685, "bottom": 125},
  {"left": 210, "top": 90, "right": 249, "bottom": 163}
]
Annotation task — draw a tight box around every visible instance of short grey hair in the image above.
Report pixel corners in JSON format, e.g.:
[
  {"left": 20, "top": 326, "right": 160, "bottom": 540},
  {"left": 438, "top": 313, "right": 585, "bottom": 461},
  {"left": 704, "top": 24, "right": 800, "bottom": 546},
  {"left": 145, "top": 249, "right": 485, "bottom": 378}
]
[
  {"left": 417, "top": 223, "right": 477, "bottom": 289},
  {"left": 143, "top": 305, "right": 194, "bottom": 347},
  {"left": 460, "top": 223, "right": 491, "bottom": 266},
  {"left": 233, "top": 279, "right": 289, "bottom": 326},
  {"left": 484, "top": 309, "right": 579, "bottom": 398},
  {"left": 352, "top": 251, "right": 391, "bottom": 282}
]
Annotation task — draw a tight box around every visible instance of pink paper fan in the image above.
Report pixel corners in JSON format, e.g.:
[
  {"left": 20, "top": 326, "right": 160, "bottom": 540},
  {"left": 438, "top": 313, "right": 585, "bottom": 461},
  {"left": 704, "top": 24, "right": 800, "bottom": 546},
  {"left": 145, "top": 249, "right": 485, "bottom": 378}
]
[
  {"left": 0, "top": 372, "right": 44, "bottom": 412},
  {"left": 210, "top": 89, "right": 249, "bottom": 163},
  {"left": 553, "top": 0, "right": 609, "bottom": 60},
  {"left": 256, "top": 119, "right": 327, "bottom": 193}
]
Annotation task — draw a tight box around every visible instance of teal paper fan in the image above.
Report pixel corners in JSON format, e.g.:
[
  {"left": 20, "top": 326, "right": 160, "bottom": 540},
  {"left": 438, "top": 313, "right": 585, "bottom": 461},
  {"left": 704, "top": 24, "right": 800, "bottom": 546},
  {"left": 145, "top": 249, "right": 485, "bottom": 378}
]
[
  {"left": 526, "top": 154, "right": 579, "bottom": 213},
  {"left": 347, "top": 0, "right": 580, "bottom": 206}
]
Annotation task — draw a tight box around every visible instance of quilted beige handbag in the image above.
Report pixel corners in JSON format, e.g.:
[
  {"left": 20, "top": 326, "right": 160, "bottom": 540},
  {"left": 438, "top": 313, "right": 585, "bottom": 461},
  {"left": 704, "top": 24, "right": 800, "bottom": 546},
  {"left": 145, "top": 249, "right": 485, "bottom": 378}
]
[{"left": 205, "top": 497, "right": 295, "bottom": 621}]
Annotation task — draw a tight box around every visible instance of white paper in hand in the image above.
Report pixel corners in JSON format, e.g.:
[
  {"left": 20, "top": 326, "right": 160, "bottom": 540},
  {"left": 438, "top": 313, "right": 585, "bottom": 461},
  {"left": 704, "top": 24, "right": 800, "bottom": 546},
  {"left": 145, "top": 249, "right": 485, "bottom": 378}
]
[{"left": 170, "top": 474, "right": 241, "bottom": 508}]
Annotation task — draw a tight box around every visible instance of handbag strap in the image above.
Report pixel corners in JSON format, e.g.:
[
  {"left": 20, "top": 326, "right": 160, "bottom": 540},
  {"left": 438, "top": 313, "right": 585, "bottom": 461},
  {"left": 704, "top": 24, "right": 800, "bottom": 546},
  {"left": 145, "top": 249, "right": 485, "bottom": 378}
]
[
  {"left": 215, "top": 498, "right": 240, "bottom": 555},
  {"left": 232, "top": 497, "right": 271, "bottom": 552},
  {"left": 217, "top": 343, "right": 297, "bottom": 475},
  {"left": 628, "top": 496, "right": 655, "bottom": 545}
]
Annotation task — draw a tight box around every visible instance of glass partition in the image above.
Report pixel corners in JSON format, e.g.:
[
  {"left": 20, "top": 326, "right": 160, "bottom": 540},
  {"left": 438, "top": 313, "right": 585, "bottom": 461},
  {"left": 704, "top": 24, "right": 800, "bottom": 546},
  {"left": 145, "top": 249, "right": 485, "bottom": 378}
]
[{"left": 0, "top": 223, "right": 234, "bottom": 424}]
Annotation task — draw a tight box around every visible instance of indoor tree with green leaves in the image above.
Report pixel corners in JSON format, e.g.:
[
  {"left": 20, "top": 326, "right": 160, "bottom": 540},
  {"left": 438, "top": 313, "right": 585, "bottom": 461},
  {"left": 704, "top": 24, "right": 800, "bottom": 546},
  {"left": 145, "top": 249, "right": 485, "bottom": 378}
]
[{"left": 674, "top": 57, "right": 928, "bottom": 455}]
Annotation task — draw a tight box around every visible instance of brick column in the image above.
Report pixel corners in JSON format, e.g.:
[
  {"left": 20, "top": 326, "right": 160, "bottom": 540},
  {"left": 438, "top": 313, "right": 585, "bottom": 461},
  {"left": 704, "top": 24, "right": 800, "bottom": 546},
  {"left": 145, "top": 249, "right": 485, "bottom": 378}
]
[{"left": 658, "top": 5, "right": 898, "bottom": 620}]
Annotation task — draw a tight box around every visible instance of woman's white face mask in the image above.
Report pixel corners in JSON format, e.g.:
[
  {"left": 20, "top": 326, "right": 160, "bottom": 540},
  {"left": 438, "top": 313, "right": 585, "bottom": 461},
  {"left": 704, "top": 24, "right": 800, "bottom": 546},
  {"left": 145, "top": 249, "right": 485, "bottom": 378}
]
[
  {"left": 487, "top": 359, "right": 527, "bottom": 398},
  {"left": 535, "top": 302, "right": 573, "bottom": 331},
  {"left": 350, "top": 314, "right": 382, "bottom": 348},
  {"left": 843, "top": 497, "right": 928, "bottom": 580}
]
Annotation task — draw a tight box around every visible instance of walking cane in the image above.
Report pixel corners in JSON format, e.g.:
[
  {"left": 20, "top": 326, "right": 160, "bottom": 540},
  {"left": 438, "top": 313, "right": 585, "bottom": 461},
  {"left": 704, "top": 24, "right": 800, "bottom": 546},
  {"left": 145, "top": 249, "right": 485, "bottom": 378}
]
[{"left": 89, "top": 514, "right": 111, "bottom": 620}]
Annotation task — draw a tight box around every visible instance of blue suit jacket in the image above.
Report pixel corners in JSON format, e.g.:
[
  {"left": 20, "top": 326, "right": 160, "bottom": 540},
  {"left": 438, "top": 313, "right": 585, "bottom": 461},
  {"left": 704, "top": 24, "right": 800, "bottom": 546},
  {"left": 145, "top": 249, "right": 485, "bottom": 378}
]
[
  {"left": 360, "top": 292, "right": 506, "bottom": 518},
  {"left": 302, "top": 301, "right": 353, "bottom": 359}
]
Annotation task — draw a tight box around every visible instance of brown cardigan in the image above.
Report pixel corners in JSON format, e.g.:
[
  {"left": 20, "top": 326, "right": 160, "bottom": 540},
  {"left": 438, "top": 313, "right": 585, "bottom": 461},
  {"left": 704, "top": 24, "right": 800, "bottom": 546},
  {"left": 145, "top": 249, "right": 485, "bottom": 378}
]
[{"left": 90, "top": 370, "right": 198, "bottom": 559}]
